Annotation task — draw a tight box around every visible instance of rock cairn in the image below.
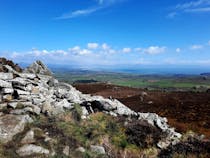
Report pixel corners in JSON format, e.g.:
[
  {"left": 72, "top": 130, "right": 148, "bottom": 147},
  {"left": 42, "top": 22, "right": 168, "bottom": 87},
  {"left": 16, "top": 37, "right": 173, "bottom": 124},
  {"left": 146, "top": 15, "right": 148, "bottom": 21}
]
[{"left": 0, "top": 58, "right": 182, "bottom": 152}]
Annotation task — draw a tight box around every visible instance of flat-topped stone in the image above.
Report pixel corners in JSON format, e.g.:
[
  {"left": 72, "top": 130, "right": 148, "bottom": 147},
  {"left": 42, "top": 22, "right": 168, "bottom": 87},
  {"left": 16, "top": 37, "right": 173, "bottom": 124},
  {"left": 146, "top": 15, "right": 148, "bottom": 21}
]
[
  {"left": 0, "top": 79, "right": 12, "bottom": 88},
  {"left": 1, "top": 88, "right": 14, "bottom": 94},
  {"left": 0, "top": 72, "right": 13, "bottom": 80},
  {"left": 18, "top": 73, "right": 36, "bottom": 79}
]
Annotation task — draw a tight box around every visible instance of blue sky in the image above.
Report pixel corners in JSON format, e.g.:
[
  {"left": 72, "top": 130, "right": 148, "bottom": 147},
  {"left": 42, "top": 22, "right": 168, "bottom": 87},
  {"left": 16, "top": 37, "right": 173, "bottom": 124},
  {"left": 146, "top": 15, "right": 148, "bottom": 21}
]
[{"left": 0, "top": 0, "right": 210, "bottom": 69}]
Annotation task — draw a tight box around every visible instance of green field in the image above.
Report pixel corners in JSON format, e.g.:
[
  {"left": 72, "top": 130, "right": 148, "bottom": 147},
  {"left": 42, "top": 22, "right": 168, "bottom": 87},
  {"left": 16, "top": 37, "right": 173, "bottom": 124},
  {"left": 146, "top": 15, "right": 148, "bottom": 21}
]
[{"left": 54, "top": 70, "right": 210, "bottom": 91}]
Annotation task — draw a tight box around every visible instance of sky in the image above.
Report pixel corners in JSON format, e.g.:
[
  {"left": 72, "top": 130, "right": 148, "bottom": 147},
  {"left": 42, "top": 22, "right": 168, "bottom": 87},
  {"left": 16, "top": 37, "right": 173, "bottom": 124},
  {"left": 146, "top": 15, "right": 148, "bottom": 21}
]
[{"left": 0, "top": 0, "right": 210, "bottom": 70}]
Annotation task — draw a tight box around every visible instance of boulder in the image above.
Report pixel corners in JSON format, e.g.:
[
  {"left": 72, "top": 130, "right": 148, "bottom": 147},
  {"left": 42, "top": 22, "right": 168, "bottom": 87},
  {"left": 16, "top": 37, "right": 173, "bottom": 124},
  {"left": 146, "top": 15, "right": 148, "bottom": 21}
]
[
  {"left": 32, "top": 98, "right": 45, "bottom": 105},
  {"left": 0, "top": 114, "right": 33, "bottom": 143},
  {"left": 16, "top": 89, "right": 30, "bottom": 95},
  {"left": 21, "top": 130, "right": 35, "bottom": 144},
  {"left": 10, "top": 77, "right": 28, "bottom": 86},
  {"left": 63, "top": 146, "right": 70, "bottom": 156},
  {"left": 0, "top": 79, "right": 12, "bottom": 88},
  {"left": 47, "top": 77, "right": 59, "bottom": 87},
  {"left": 90, "top": 145, "right": 106, "bottom": 154},
  {"left": 54, "top": 99, "right": 72, "bottom": 110},
  {"left": 41, "top": 101, "right": 53, "bottom": 115},
  {"left": 76, "top": 147, "right": 86, "bottom": 153},
  {"left": 7, "top": 102, "right": 18, "bottom": 109},
  {"left": 1, "top": 88, "right": 14, "bottom": 94},
  {"left": 0, "top": 103, "right": 7, "bottom": 110},
  {"left": 2, "top": 94, "right": 13, "bottom": 101},
  {"left": 16, "top": 144, "right": 50, "bottom": 157},
  {"left": 18, "top": 73, "right": 36, "bottom": 79},
  {"left": 0, "top": 72, "right": 13, "bottom": 80}
]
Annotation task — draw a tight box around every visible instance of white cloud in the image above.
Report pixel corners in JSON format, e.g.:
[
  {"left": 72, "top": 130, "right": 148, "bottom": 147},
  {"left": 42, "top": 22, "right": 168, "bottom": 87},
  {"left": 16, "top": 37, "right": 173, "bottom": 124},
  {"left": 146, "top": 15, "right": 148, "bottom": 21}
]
[
  {"left": 175, "top": 0, "right": 210, "bottom": 10},
  {"left": 176, "top": 48, "right": 181, "bottom": 53},
  {"left": 143, "top": 46, "right": 166, "bottom": 55},
  {"left": 101, "top": 43, "right": 110, "bottom": 50},
  {"left": 69, "top": 46, "right": 80, "bottom": 52},
  {"left": 69, "top": 46, "right": 92, "bottom": 55},
  {"left": 185, "top": 7, "right": 210, "bottom": 12},
  {"left": 169, "top": 0, "right": 210, "bottom": 18},
  {"left": 78, "top": 49, "right": 92, "bottom": 55},
  {"left": 122, "top": 47, "right": 131, "bottom": 53},
  {"left": 190, "top": 44, "right": 203, "bottom": 50},
  {"left": 56, "top": 0, "right": 125, "bottom": 19},
  {"left": 55, "top": 7, "right": 101, "bottom": 20},
  {"left": 208, "top": 40, "right": 210, "bottom": 45},
  {"left": 134, "top": 48, "right": 142, "bottom": 52},
  {"left": 3, "top": 41, "right": 210, "bottom": 67},
  {"left": 87, "top": 43, "right": 99, "bottom": 49}
]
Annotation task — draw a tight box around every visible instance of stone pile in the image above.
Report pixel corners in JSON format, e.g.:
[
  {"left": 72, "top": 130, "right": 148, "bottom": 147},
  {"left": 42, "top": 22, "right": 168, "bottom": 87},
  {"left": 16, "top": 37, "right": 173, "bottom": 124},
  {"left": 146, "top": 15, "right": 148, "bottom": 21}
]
[{"left": 0, "top": 59, "right": 182, "bottom": 156}]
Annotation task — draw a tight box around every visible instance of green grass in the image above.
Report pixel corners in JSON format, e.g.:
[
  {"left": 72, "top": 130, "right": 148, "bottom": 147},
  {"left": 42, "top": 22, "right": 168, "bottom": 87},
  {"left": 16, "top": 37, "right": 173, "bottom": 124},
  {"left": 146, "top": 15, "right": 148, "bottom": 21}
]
[{"left": 54, "top": 71, "right": 210, "bottom": 90}]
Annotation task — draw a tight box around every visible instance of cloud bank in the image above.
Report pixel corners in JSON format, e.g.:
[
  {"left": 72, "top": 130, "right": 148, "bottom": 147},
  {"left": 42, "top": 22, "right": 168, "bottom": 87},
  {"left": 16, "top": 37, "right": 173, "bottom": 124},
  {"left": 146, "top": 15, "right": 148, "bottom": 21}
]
[{"left": 1, "top": 40, "right": 210, "bottom": 67}]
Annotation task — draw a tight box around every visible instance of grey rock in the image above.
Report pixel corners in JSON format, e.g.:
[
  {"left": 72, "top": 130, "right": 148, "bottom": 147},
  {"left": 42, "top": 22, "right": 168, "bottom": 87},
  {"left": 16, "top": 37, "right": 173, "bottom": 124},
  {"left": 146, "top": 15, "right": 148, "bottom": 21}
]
[
  {"left": 21, "top": 130, "right": 35, "bottom": 144},
  {"left": 54, "top": 99, "right": 72, "bottom": 110},
  {"left": 41, "top": 101, "right": 53, "bottom": 115},
  {"left": 76, "top": 147, "right": 86, "bottom": 153},
  {"left": 81, "top": 106, "right": 89, "bottom": 119},
  {"left": 138, "top": 112, "right": 182, "bottom": 148},
  {"left": 7, "top": 102, "right": 18, "bottom": 109},
  {"left": 2, "top": 88, "right": 14, "bottom": 94},
  {"left": 30, "top": 104, "right": 41, "bottom": 115},
  {"left": 10, "top": 107, "right": 33, "bottom": 115},
  {"left": 47, "top": 78, "right": 59, "bottom": 87},
  {"left": 10, "top": 77, "right": 27, "bottom": 86},
  {"left": 0, "top": 114, "right": 33, "bottom": 143},
  {"left": 18, "top": 95, "right": 32, "bottom": 101},
  {"left": 16, "top": 144, "right": 50, "bottom": 157},
  {"left": 32, "top": 98, "right": 45, "bottom": 105},
  {"left": 37, "top": 74, "right": 51, "bottom": 83},
  {"left": 0, "top": 72, "right": 13, "bottom": 80},
  {"left": 18, "top": 73, "right": 36, "bottom": 79},
  {"left": 63, "top": 146, "right": 70, "bottom": 156},
  {"left": 2, "top": 94, "right": 13, "bottom": 101},
  {"left": 90, "top": 145, "right": 106, "bottom": 154},
  {"left": 24, "top": 60, "right": 52, "bottom": 76},
  {"left": 0, "top": 79, "right": 12, "bottom": 88},
  {"left": 157, "top": 140, "right": 171, "bottom": 149},
  {"left": 3, "top": 65, "right": 19, "bottom": 75},
  {"left": 26, "top": 84, "right": 33, "bottom": 91},
  {"left": 0, "top": 103, "right": 7, "bottom": 110},
  {"left": 16, "top": 89, "right": 30, "bottom": 95}
]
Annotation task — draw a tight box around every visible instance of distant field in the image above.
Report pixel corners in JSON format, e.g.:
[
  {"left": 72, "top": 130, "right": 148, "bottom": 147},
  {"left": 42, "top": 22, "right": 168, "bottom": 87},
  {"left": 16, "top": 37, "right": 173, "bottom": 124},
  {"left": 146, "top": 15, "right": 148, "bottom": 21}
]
[{"left": 53, "top": 70, "right": 210, "bottom": 91}]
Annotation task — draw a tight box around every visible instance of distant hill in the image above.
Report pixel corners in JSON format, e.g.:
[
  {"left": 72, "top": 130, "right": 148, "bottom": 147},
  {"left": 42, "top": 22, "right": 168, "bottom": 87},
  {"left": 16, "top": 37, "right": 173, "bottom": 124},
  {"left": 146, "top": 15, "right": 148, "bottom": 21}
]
[{"left": 200, "top": 73, "right": 210, "bottom": 76}]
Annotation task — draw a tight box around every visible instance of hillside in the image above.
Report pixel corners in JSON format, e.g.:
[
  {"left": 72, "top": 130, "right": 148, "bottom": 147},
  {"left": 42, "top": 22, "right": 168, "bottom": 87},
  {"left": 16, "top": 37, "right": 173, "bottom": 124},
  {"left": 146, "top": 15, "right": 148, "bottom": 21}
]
[
  {"left": 0, "top": 58, "right": 209, "bottom": 158},
  {"left": 74, "top": 83, "right": 210, "bottom": 138}
]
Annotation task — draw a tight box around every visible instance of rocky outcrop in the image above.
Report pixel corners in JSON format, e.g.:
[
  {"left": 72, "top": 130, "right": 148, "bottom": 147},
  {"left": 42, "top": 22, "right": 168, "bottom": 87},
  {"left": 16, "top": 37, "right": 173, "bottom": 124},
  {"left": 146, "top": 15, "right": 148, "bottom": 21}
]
[
  {"left": 24, "top": 60, "right": 52, "bottom": 76},
  {"left": 0, "top": 59, "right": 182, "bottom": 150},
  {"left": 0, "top": 58, "right": 22, "bottom": 73}
]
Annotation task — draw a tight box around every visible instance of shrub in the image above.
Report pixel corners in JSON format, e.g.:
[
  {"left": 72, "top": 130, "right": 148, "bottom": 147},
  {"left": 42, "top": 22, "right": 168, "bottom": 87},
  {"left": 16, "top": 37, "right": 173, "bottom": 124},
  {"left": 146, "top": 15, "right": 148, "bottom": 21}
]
[
  {"left": 125, "top": 120, "right": 164, "bottom": 148},
  {"left": 72, "top": 104, "right": 83, "bottom": 122}
]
